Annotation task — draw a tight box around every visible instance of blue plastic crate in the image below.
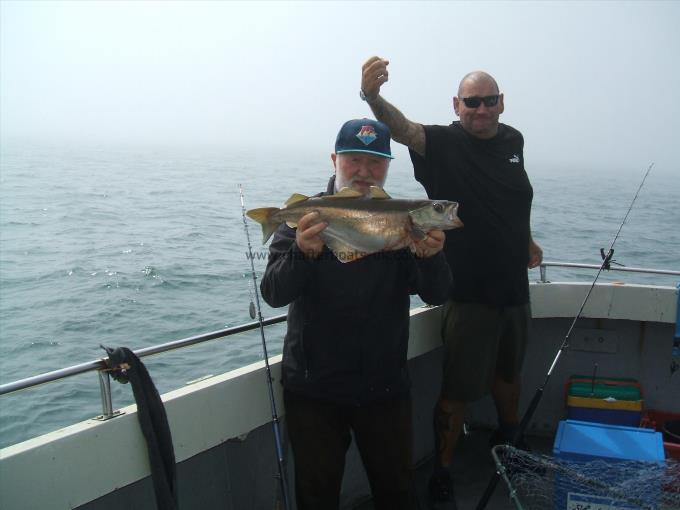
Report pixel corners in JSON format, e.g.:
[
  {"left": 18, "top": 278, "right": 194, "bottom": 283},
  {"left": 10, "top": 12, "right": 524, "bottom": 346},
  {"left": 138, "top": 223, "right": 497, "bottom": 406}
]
[
  {"left": 553, "top": 420, "right": 665, "bottom": 510},
  {"left": 567, "top": 406, "right": 641, "bottom": 427}
]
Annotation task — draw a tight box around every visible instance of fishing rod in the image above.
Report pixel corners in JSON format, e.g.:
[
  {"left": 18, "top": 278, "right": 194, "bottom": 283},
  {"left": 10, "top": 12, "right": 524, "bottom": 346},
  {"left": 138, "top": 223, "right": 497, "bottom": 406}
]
[
  {"left": 475, "top": 162, "right": 655, "bottom": 510},
  {"left": 239, "top": 184, "right": 291, "bottom": 510}
]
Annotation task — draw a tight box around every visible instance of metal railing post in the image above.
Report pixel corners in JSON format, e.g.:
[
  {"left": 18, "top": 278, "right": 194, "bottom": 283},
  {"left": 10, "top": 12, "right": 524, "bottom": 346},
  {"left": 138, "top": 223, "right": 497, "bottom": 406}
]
[{"left": 95, "top": 370, "right": 122, "bottom": 421}]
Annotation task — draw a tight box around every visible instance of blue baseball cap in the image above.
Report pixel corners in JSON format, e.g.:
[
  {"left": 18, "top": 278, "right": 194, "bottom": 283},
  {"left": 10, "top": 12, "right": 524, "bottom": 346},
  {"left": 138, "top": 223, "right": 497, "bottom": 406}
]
[{"left": 335, "top": 118, "right": 394, "bottom": 159}]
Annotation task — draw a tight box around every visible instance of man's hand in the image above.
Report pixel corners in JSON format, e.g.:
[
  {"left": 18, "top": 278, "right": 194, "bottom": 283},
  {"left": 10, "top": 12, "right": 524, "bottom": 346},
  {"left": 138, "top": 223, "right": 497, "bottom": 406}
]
[
  {"left": 528, "top": 238, "right": 543, "bottom": 268},
  {"left": 296, "top": 212, "right": 327, "bottom": 259},
  {"left": 414, "top": 229, "right": 445, "bottom": 259},
  {"left": 360, "top": 56, "right": 426, "bottom": 157},
  {"left": 361, "top": 56, "right": 390, "bottom": 100}
]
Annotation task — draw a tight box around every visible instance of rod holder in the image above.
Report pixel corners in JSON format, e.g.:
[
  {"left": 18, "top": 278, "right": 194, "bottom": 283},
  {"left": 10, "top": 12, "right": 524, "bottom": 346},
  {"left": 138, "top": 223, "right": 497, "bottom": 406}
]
[{"left": 94, "top": 370, "right": 123, "bottom": 421}]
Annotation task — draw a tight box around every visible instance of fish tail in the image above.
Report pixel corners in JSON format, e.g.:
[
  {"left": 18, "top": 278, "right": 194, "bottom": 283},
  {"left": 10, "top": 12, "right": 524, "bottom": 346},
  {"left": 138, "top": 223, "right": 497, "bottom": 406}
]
[{"left": 246, "top": 207, "right": 281, "bottom": 244}]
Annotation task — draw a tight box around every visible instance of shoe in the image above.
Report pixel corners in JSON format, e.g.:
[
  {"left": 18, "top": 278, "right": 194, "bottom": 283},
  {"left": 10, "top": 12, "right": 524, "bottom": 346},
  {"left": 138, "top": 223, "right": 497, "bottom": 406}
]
[{"left": 427, "top": 468, "right": 458, "bottom": 509}]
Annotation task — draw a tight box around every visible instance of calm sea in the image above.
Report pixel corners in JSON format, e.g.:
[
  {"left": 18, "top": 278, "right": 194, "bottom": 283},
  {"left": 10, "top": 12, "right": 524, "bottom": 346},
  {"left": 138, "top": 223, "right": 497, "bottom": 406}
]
[{"left": 1, "top": 142, "right": 678, "bottom": 448}]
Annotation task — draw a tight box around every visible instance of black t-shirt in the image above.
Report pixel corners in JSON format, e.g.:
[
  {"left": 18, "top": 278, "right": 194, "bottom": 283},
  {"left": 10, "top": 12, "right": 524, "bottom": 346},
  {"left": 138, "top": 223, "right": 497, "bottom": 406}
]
[{"left": 409, "top": 122, "right": 533, "bottom": 305}]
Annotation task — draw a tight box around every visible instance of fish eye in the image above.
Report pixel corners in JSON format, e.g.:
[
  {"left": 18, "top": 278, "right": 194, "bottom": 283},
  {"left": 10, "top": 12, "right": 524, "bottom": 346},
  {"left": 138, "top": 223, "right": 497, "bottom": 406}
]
[{"left": 432, "top": 202, "right": 444, "bottom": 213}]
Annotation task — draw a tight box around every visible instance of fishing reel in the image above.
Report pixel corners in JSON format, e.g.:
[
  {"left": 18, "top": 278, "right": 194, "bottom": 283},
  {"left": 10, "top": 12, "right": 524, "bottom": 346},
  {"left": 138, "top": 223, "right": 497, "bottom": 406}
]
[{"left": 599, "top": 248, "right": 624, "bottom": 270}]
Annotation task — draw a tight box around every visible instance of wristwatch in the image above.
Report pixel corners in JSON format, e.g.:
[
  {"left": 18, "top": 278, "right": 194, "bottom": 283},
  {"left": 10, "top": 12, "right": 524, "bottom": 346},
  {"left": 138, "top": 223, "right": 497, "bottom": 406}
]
[{"left": 359, "top": 89, "right": 374, "bottom": 102}]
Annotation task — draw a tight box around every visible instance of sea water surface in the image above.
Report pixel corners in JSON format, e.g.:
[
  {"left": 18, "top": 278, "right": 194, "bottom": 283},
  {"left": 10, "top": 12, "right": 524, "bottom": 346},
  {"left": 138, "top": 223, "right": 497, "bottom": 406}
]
[{"left": 1, "top": 142, "right": 678, "bottom": 448}]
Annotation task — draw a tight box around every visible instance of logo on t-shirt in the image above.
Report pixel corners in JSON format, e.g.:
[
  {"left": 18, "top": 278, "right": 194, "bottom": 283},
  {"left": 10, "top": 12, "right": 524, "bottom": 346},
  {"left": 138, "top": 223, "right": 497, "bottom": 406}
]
[{"left": 509, "top": 154, "right": 520, "bottom": 163}]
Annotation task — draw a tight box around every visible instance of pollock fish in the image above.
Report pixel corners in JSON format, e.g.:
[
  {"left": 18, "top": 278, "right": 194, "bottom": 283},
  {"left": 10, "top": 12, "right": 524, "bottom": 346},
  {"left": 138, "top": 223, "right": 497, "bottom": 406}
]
[{"left": 246, "top": 186, "right": 463, "bottom": 263}]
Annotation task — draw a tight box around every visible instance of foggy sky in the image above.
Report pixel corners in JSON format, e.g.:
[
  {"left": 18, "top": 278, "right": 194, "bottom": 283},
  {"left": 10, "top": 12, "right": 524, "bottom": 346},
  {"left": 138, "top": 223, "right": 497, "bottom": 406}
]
[{"left": 1, "top": 1, "right": 679, "bottom": 175}]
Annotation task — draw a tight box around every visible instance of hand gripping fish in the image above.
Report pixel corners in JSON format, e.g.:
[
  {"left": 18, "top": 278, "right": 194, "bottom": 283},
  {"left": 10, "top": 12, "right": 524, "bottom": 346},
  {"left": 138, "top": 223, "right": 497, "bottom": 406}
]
[{"left": 246, "top": 186, "right": 463, "bottom": 263}]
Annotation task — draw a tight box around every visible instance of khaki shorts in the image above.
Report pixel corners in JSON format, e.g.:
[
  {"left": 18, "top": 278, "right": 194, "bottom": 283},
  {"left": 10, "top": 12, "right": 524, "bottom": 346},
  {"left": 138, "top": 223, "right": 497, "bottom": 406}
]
[{"left": 440, "top": 300, "right": 531, "bottom": 402}]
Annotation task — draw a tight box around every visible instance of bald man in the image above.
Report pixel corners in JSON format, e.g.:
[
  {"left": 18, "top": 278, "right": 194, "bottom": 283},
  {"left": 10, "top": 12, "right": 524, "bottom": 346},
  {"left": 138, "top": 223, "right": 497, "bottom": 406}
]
[{"left": 360, "top": 57, "right": 543, "bottom": 509}]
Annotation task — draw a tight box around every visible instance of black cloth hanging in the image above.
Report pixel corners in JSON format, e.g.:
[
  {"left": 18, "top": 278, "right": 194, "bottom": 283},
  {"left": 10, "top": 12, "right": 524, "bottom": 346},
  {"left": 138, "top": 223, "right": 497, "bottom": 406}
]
[{"left": 102, "top": 346, "right": 178, "bottom": 510}]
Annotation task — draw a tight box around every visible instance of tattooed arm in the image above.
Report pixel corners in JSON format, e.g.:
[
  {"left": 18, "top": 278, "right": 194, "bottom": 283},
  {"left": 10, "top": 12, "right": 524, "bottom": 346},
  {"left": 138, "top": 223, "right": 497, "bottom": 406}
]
[{"left": 361, "top": 56, "right": 427, "bottom": 157}]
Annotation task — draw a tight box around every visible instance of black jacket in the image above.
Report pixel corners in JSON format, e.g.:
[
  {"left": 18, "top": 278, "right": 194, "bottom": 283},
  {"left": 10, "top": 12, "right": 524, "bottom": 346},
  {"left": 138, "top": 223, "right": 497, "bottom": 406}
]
[{"left": 260, "top": 178, "right": 452, "bottom": 405}]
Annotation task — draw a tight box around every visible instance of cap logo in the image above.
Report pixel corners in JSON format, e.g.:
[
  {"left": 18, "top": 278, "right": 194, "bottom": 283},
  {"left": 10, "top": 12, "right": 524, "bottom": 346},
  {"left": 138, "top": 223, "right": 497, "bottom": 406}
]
[{"left": 355, "top": 125, "right": 377, "bottom": 146}]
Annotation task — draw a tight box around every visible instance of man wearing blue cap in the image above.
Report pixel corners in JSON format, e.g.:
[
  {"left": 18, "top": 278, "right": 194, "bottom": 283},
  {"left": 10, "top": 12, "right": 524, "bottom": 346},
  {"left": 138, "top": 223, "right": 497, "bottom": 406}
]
[
  {"left": 260, "top": 118, "right": 452, "bottom": 510},
  {"left": 359, "top": 58, "right": 543, "bottom": 509}
]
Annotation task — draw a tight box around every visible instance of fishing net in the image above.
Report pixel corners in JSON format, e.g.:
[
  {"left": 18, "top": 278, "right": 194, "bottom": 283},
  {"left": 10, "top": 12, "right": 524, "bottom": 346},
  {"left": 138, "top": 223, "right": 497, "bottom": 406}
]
[{"left": 491, "top": 445, "right": 680, "bottom": 510}]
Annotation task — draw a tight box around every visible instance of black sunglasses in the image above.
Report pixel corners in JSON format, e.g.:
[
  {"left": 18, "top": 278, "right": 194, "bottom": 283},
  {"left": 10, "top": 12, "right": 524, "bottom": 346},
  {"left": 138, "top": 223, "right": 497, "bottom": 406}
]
[{"left": 460, "top": 95, "right": 500, "bottom": 108}]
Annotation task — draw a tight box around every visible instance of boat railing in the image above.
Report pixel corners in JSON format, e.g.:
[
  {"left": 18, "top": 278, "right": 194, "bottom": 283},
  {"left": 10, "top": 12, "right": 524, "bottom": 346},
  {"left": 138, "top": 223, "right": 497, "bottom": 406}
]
[
  {"left": 1, "top": 261, "right": 677, "bottom": 422},
  {"left": 0, "top": 314, "right": 287, "bottom": 420},
  {"left": 537, "top": 261, "right": 680, "bottom": 283}
]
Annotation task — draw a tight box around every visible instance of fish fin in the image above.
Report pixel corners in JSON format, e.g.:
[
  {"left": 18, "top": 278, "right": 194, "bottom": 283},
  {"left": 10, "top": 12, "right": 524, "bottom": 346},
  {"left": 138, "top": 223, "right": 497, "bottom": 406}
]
[
  {"left": 285, "top": 221, "right": 298, "bottom": 229},
  {"left": 410, "top": 227, "right": 427, "bottom": 241},
  {"left": 369, "top": 186, "right": 391, "bottom": 199},
  {"left": 405, "top": 213, "right": 426, "bottom": 241},
  {"left": 284, "top": 193, "right": 309, "bottom": 207},
  {"left": 323, "top": 237, "right": 369, "bottom": 263},
  {"left": 323, "top": 187, "right": 364, "bottom": 199},
  {"left": 246, "top": 207, "right": 281, "bottom": 244}
]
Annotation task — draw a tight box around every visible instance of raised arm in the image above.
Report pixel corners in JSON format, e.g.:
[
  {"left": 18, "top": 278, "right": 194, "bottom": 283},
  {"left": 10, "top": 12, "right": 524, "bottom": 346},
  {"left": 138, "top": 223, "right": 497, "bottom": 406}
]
[{"left": 361, "top": 56, "right": 427, "bottom": 157}]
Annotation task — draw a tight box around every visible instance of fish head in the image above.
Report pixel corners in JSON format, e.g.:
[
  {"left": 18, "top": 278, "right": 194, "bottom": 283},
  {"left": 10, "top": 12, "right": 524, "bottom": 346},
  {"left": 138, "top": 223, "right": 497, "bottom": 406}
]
[{"left": 409, "top": 200, "right": 464, "bottom": 231}]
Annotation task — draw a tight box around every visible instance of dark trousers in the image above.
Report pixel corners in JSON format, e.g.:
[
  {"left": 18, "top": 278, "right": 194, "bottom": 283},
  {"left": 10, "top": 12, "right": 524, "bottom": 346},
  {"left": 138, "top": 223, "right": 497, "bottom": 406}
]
[{"left": 284, "top": 390, "right": 415, "bottom": 510}]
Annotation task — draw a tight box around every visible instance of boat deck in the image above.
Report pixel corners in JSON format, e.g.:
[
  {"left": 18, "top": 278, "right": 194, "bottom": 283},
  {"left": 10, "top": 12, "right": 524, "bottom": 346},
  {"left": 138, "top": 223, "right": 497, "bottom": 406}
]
[{"left": 352, "top": 427, "right": 554, "bottom": 510}]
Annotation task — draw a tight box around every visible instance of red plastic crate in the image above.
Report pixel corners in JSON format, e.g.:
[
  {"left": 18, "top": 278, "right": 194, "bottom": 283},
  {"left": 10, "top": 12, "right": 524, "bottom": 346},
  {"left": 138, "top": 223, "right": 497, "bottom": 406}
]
[{"left": 640, "top": 409, "right": 680, "bottom": 460}]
